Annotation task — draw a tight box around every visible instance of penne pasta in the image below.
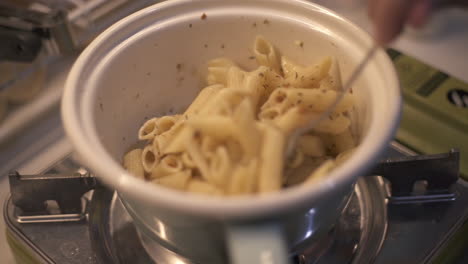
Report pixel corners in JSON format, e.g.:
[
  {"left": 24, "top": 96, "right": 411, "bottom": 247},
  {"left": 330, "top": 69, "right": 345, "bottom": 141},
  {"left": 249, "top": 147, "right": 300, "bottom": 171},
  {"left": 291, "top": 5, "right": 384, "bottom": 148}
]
[
  {"left": 151, "top": 154, "right": 184, "bottom": 179},
  {"left": 262, "top": 88, "right": 354, "bottom": 115},
  {"left": 162, "top": 124, "right": 192, "bottom": 154},
  {"left": 297, "top": 135, "right": 326, "bottom": 157},
  {"left": 325, "top": 128, "right": 356, "bottom": 155},
  {"left": 232, "top": 99, "right": 261, "bottom": 158},
  {"left": 304, "top": 159, "right": 335, "bottom": 185},
  {"left": 206, "top": 58, "right": 238, "bottom": 86},
  {"left": 281, "top": 56, "right": 331, "bottom": 88},
  {"left": 142, "top": 145, "right": 159, "bottom": 173},
  {"left": 186, "top": 139, "right": 212, "bottom": 182},
  {"left": 227, "top": 159, "right": 258, "bottom": 195},
  {"left": 181, "top": 152, "right": 196, "bottom": 168},
  {"left": 313, "top": 114, "right": 351, "bottom": 135},
  {"left": 257, "top": 124, "right": 285, "bottom": 193},
  {"left": 152, "top": 170, "right": 191, "bottom": 190},
  {"left": 155, "top": 115, "right": 180, "bottom": 134},
  {"left": 254, "top": 36, "right": 281, "bottom": 74},
  {"left": 188, "top": 116, "right": 239, "bottom": 141},
  {"left": 138, "top": 118, "right": 159, "bottom": 140},
  {"left": 287, "top": 148, "right": 304, "bottom": 169},
  {"left": 319, "top": 58, "right": 343, "bottom": 91},
  {"left": 155, "top": 120, "right": 185, "bottom": 152},
  {"left": 187, "top": 179, "right": 223, "bottom": 196},
  {"left": 124, "top": 36, "right": 358, "bottom": 196},
  {"left": 274, "top": 106, "right": 320, "bottom": 136},
  {"left": 123, "top": 149, "right": 145, "bottom": 179},
  {"left": 335, "top": 147, "right": 356, "bottom": 166},
  {"left": 184, "top": 84, "right": 224, "bottom": 117},
  {"left": 209, "top": 146, "right": 233, "bottom": 188}
]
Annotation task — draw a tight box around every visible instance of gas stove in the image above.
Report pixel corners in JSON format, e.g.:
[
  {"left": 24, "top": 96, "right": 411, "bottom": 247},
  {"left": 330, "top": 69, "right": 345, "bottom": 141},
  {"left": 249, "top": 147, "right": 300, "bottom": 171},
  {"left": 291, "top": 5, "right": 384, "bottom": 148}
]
[{"left": 3, "top": 142, "right": 468, "bottom": 264}]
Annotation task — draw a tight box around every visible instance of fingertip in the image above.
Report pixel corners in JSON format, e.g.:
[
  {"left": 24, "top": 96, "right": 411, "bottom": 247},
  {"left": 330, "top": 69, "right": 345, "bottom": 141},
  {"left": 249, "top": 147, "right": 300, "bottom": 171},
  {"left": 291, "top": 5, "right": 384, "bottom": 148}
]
[
  {"left": 371, "top": 0, "right": 412, "bottom": 45},
  {"left": 373, "top": 28, "right": 393, "bottom": 46},
  {"left": 408, "top": 0, "right": 432, "bottom": 28}
]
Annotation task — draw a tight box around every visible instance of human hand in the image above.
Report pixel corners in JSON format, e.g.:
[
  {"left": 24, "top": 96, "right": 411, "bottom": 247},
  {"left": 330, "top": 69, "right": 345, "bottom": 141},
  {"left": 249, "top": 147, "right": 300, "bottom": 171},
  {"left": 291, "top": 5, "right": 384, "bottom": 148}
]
[{"left": 369, "top": 0, "right": 468, "bottom": 45}]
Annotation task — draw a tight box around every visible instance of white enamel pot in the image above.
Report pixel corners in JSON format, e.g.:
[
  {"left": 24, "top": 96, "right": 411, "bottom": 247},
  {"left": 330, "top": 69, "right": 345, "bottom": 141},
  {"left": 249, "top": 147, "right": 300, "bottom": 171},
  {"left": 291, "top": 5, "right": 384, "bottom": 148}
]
[{"left": 62, "top": 0, "right": 401, "bottom": 263}]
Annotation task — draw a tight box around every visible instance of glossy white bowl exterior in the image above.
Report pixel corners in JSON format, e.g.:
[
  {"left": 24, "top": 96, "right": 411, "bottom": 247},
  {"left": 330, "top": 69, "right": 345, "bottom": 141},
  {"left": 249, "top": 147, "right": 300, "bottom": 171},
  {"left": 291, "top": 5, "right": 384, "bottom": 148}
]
[{"left": 62, "top": 0, "right": 400, "bottom": 261}]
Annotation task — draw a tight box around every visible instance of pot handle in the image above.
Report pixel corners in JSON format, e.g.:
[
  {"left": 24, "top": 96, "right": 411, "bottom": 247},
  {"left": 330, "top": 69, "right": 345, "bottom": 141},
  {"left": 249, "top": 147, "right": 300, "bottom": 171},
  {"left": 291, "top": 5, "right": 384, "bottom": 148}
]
[{"left": 226, "top": 222, "right": 291, "bottom": 264}]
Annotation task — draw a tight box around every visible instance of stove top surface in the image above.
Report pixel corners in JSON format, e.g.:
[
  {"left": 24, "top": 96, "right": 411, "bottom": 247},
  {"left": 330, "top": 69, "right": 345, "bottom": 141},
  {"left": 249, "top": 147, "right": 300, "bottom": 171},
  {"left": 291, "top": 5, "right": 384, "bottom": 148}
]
[{"left": 4, "top": 142, "right": 468, "bottom": 264}]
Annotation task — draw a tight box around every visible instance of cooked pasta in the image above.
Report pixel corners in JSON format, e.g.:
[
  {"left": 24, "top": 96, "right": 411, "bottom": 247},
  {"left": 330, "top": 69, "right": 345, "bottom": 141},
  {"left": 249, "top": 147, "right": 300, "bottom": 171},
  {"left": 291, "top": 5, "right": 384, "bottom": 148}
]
[
  {"left": 151, "top": 154, "right": 184, "bottom": 179},
  {"left": 142, "top": 144, "right": 159, "bottom": 173},
  {"left": 254, "top": 36, "right": 281, "bottom": 74},
  {"left": 123, "top": 36, "right": 357, "bottom": 196},
  {"left": 123, "top": 149, "right": 145, "bottom": 179}
]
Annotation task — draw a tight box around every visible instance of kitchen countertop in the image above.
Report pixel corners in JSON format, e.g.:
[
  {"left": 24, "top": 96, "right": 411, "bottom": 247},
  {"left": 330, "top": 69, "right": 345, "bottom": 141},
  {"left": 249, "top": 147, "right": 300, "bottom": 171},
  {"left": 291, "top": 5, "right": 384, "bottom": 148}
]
[{"left": 1, "top": 2, "right": 467, "bottom": 263}]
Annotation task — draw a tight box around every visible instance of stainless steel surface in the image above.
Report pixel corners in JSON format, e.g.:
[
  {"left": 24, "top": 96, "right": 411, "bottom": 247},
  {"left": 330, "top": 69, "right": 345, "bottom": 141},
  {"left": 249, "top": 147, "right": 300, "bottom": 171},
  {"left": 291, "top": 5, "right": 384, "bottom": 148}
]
[
  {"left": 370, "top": 149, "right": 459, "bottom": 204},
  {"left": 9, "top": 170, "right": 95, "bottom": 223},
  {"left": 4, "top": 155, "right": 97, "bottom": 264},
  {"left": 6, "top": 142, "right": 468, "bottom": 264},
  {"left": 3, "top": 169, "right": 388, "bottom": 264}
]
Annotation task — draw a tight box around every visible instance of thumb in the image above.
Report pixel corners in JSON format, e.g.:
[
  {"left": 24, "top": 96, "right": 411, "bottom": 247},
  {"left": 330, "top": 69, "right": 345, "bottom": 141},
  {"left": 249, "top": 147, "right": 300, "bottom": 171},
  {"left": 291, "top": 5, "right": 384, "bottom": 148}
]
[{"left": 372, "top": 0, "right": 413, "bottom": 45}]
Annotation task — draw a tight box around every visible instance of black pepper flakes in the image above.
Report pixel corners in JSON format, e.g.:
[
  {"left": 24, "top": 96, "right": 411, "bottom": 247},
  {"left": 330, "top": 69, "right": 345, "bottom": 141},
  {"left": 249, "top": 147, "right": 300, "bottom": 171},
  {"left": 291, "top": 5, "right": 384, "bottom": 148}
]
[
  {"left": 252, "top": 22, "right": 257, "bottom": 27},
  {"left": 189, "top": 23, "right": 193, "bottom": 28},
  {"left": 249, "top": 56, "right": 255, "bottom": 60},
  {"left": 176, "top": 63, "right": 182, "bottom": 71},
  {"left": 259, "top": 72, "right": 265, "bottom": 77},
  {"left": 99, "top": 103, "right": 104, "bottom": 111},
  {"left": 295, "top": 72, "right": 298, "bottom": 79},
  {"left": 204, "top": 44, "right": 208, "bottom": 48},
  {"left": 263, "top": 19, "right": 270, "bottom": 24},
  {"left": 221, "top": 44, "right": 225, "bottom": 49},
  {"left": 201, "top": 13, "right": 207, "bottom": 20}
]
